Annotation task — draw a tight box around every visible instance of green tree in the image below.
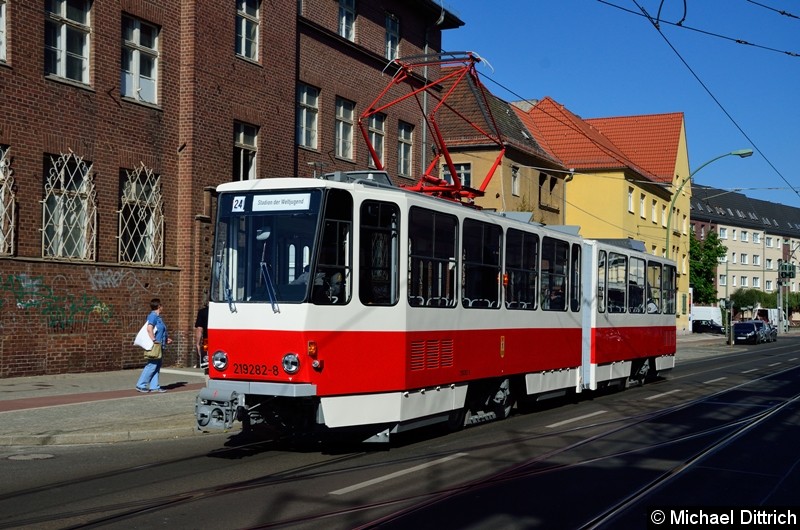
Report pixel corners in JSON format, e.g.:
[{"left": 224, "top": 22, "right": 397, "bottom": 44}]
[
  {"left": 689, "top": 230, "right": 727, "bottom": 305},
  {"left": 730, "top": 288, "right": 767, "bottom": 312}
]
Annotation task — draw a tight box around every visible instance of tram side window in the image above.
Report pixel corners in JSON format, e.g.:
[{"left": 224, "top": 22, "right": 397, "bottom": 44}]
[
  {"left": 662, "top": 264, "right": 677, "bottom": 314},
  {"left": 570, "top": 243, "right": 581, "bottom": 312},
  {"left": 541, "top": 236, "right": 569, "bottom": 311},
  {"left": 628, "top": 257, "right": 646, "bottom": 313},
  {"left": 359, "top": 200, "right": 399, "bottom": 306},
  {"left": 314, "top": 189, "right": 352, "bottom": 305},
  {"left": 462, "top": 219, "right": 502, "bottom": 309},
  {"left": 597, "top": 250, "right": 606, "bottom": 313},
  {"left": 607, "top": 252, "right": 627, "bottom": 313},
  {"left": 408, "top": 207, "right": 458, "bottom": 307},
  {"left": 646, "top": 261, "right": 662, "bottom": 313},
  {"left": 505, "top": 228, "right": 538, "bottom": 310}
]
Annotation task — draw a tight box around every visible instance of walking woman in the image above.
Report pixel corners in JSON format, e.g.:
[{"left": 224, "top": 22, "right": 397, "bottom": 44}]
[{"left": 135, "top": 298, "right": 173, "bottom": 393}]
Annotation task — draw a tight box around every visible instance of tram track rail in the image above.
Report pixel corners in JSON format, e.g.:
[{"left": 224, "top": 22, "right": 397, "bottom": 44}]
[{"left": 2, "top": 361, "right": 798, "bottom": 529}]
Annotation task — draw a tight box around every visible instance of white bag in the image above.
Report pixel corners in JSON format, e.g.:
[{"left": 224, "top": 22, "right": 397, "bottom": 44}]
[{"left": 133, "top": 322, "right": 154, "bottom": 350}]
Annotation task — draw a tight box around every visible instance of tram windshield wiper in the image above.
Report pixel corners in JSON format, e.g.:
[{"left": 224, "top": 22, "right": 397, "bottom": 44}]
[
  {"left": 257, "top": 229, "right": 280, "bottom": 314},
  {"left": 215, "top": 249, "right": 237, "bottom": 313}
]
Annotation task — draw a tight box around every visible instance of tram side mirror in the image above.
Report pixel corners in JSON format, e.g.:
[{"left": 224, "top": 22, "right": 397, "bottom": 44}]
[{"left": 256, "top": 228, "right": 271, "bottom": 241}]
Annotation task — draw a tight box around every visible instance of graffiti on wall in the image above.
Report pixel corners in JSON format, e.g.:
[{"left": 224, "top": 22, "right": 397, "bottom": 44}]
[
  {"left": 0, "top": 273, "right": 112, "bottom": 331},
  {"left": 0, "top": 269, "right": 174, "bottom": 333}
]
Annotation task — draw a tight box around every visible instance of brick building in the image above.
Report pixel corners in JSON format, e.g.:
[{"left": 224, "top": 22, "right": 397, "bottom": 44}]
[{"left": 0, "top": 0, "right": 461, "bottom": 377}]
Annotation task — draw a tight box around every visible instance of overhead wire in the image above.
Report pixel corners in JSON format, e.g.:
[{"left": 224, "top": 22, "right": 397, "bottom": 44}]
[
  {"left": 745, "top": 0, "right": 800, "bottom": 20},
  {"left": 626, "top": 0, "right": 800, "bottom": 204},
  {"left": 597, "top": 0, "right": 800, "bottom": 57}
]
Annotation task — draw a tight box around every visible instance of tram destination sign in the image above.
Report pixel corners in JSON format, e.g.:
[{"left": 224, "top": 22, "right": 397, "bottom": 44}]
[{"left": 231, "top": 193, "right": 312, "bottom": 213}]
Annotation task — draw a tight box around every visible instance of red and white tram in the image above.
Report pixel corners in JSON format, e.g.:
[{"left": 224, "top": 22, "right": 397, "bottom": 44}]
[{"left": 195, "top": 171, "right": 677, "bottom": 441}]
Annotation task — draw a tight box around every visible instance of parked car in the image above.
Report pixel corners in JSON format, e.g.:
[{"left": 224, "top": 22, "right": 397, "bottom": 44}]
[
  {"left": 732, "top": 321, "right": 760, "bottom": 345},
  {"left": 692, "top": 319, "right": 725, "bottom": 335}
]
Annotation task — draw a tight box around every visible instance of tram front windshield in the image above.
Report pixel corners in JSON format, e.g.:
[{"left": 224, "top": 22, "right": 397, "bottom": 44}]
[{"left": 211, "top": 189, "right": 325, "bottom": 304}]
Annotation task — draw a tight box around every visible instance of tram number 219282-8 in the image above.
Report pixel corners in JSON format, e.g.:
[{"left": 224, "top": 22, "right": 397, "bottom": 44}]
[{"left": 232, "top": 363, "right": 280, "bottom": 376}]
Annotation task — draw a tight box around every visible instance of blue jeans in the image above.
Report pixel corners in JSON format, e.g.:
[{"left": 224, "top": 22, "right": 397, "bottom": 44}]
[{"left": 136, "top": 359, "right": 162, "bottom": 390}]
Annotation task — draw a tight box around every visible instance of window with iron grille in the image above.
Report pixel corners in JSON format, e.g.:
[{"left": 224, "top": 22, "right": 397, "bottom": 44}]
[
  {"left": 42, "top": 152, "right": 96, "bottom": 260},
  {"left": 0, "top": 146, "right": 15, "bottom": 256},
  {"left": 118, "top": 163, "right": 163, "bottom": 265},
  {"left": 297, "top": 83, "right": 319, "bottom": 149},
  {"left": 121, "top": 14, "right": 159, "bottom": 104},
  {"left": 236, "top": 0, "right": 259, "bottom": 60},
  {"left": 234, "top": 122, "right": 258, "bottom": 181},
  {"left": 45, "top": 0, "right": 91, "bottom": 84}
]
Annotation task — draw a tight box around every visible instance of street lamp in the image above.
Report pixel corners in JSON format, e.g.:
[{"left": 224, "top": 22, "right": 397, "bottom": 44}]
[{"left": 665, "top": 148, "right": 753, "bottom": 260}]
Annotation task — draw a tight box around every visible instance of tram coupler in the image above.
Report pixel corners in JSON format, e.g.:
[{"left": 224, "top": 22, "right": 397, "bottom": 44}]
[{"left": 196, "top": 388, "right": 239, "bottom": 431}]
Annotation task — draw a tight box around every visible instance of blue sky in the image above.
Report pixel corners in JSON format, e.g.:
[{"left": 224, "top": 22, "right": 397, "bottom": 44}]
[{"left": 441, "top": 0, "right": 800, "bottom": 207}]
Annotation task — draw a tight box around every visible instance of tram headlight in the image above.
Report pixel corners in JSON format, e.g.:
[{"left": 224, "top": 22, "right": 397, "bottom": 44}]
[
  {"left": 282, "top": 353, "right": 300, "bottom": 374},
  {"left": 212, "top": 351, "right": 228, "bottom": 371}
]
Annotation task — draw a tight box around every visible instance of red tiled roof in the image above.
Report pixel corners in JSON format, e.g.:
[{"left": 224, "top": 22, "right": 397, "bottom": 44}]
[
  {"left": 435, "top": 67, "right": 563, "bottom": 167},
  {"left": 516, "top": 97, "right": 665, "bottom": 183},
  {"left": 586, "top": 112, "right": 683, "bottom": 184}
]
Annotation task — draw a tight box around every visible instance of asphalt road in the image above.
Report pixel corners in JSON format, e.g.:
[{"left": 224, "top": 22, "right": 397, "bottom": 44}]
[{"left": 1, "top": 335, "right": 798, "bottom": 529}]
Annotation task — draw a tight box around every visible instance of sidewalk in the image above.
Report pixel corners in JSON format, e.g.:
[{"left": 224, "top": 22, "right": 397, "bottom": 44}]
[
  {"left": 0, "top": 367, "right": 223, "bottom": 446},
  {"left": 0, "top": 331, "right": 768, "bottom": 446}
]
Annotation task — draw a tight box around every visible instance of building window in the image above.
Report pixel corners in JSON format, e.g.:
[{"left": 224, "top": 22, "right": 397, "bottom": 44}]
[
  {"left": 741, "top": 230, "right": 748, "bottom": 242},
  {"left": 511, "top": 166, "right": 520, "bottom": 196},
  {"left": 719, "top": 274, "right": 727, "bottom": 287},
  {"left": 442, "top": 163, "right": 471, "bottom": 187},
  {"left": 767, "top": 258, "right": 773, "bottom": 270},
  {"left": 234, "top": 122, "right": 258, "bottom": 181},
  {"left": 639, "top": 193, "right": 645, "bottom": 218},
  {"left": 297, "top": 83, "right": 319, "bottom": 149},
  {"left": 42, "top": 152, "right": 96, "bottom": 260},
  {"left": 121, "top": 15, "right": 159, "bottom": 104},
  {"left": 661, "top": 205, "right": 667, "bottom": 227},
  {"left": 119, "top": 163, "right": 163, "bottom": 265},
  {"left": 741, "top": 253, "right": 748, "bottom": 265},
  {"left": 752, "top": 277, "right": 760, "bottom": 288},
  {"left": 0, "top": 0, "right": 6, "bottom": 63},
  {"left": 719, "top": 227, "right": 727, "bottom": 239},
  {"left": 732, "top": 252, "right": 737, "bottom": 264},
  {"left": 335, "top": 97, "right": 355, "bottom": 160},
  {"left": 236, "top": 0, "right": 259, "bottom": 61},
  {"left": 385, "top": 13, "right": 399, "bottom": 60},
  {"left": 398, "top": 121, "right": 413, "bottom": 177},
  {"left": 339, "top": 0, "right": 355, "bottom": 41},
  {"left": 766, "top": 236, "right": 773, "bottom": 247},
  {"left": 651, "top": 199, "right": 657, "bottom": 223},
  {"left": 0, "top": 146, "right": 15, "bottom": 256},
  {"left": 753, "top": 254, "right": 761, "bottom": 266},
  {"left": 766, "top": 279, "right": 773, "bottom": 291},
  {"left": 753, "top": 232, "right": 761, "bottom": 244},
  {"left": 627, "top": 187, "right": 633, "bottom": 213},
  {"left": 45, "top": 0, "right": 91, "bottom": 84},
  {"left": 366, "top": 113, "right": 385, "bottom": 168},
  {"left": 740, "top": 276, "right": 748, "bottom": 287}
]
